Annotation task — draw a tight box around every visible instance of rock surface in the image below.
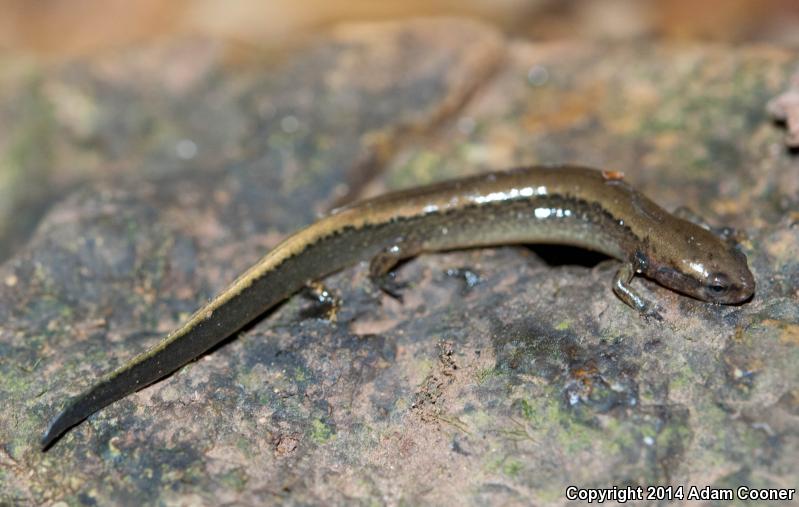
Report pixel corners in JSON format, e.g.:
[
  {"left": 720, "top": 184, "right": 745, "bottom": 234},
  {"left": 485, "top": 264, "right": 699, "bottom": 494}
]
[{"left": 1, "top": 18, "right": 798, "bottom": 506}]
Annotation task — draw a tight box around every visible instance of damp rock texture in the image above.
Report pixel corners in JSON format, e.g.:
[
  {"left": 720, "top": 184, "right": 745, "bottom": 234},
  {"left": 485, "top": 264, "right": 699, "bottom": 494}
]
[{"left": 1, "top": 18, "right": 798, "bottom": 506}]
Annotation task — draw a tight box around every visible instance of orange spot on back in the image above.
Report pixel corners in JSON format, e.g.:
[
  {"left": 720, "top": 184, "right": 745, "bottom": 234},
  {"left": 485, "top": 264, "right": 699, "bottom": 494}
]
[{"left": 601, "top": 170, "right": 625, "bottom": 181}]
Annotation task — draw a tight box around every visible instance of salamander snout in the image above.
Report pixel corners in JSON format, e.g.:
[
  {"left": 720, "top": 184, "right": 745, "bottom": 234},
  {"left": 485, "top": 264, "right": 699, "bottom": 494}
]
[
  {"left": 700, "top": 264, "right": 755, "bottom": 304},
  {"left": 684, "top": 242, "right": 755, "bottom": 304},
  {"left": 650, "top": 232, "right": 755, "bottom": 305}
]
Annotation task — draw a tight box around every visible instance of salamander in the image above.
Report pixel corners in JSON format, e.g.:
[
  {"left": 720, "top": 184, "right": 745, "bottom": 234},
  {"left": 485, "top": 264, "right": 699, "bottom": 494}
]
[{"left": 41, "top": 165, "right": 755, "bottom": 449}]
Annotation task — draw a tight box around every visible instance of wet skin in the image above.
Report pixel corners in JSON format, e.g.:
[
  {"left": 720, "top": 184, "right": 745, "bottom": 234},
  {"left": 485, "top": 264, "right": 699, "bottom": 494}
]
[{"left": 41, "top": 165, "right": 755, "bottom": 450}]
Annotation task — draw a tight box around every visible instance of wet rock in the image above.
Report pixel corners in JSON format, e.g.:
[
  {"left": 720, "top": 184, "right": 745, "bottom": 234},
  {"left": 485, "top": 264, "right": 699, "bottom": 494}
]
[{"left": 1, "top": 18, "right": 797, "bottom": 506}]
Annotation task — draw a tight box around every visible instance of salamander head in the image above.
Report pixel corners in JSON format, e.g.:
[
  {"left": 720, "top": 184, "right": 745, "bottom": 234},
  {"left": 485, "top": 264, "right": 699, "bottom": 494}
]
[{"left": 642, "top": 222, "right": 755, "bottom": 304}]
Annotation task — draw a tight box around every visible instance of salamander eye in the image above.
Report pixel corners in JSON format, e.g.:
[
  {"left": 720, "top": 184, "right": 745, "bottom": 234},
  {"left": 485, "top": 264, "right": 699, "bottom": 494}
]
[
  {"left": 709, "top": 283, "right": 727, "bottom": 294},
  {"left": 707, "top": 273, "right": 731, "bottom": 295}
]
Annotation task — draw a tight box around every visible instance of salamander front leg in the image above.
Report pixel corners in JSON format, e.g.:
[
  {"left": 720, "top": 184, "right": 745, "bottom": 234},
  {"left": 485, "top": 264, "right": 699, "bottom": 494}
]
[
  {"left": 369, "top": 242, "right": 418, "bottom": 301},
  {"left": 613, "top": 262, "right": 662, "bottom": 321}
]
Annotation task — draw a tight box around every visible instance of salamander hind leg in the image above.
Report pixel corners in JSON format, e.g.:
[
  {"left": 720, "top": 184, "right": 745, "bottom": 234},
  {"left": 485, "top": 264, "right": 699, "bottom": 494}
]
[
  {"left": 369, "top": 241, "right": 420, "bottom": 302},
  {"left": 301, "top": 281, "right": 341, "bottom": 321},
  {"left": 613, "top": 261, "right": 662, "bottom": 321}
]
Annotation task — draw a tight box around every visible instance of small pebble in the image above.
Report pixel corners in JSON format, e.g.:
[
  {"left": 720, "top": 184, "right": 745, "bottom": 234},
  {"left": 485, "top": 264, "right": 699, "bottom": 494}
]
[
  {"left": 527, "top": 65, "right": 549, "bottom": 86},
  {"left": 176, "top": 139, "right": 198, "bottom": 160},
  {"left": 281, "top": 115, "right": 300, "bottom": 133}
]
